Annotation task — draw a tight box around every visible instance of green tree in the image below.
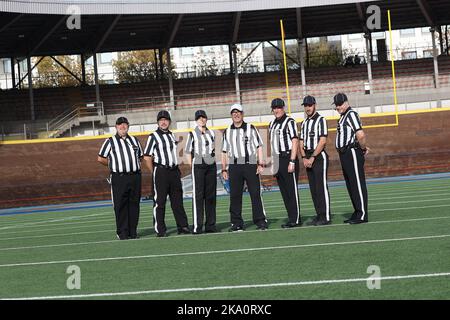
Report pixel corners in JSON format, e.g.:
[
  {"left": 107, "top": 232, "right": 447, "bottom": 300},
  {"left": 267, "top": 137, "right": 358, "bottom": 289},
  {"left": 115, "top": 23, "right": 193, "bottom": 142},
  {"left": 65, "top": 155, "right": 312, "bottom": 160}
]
[
  {"left": 34, "top": 56, "right": 89, "bottom": 88},
  {"left": 307, "top": 41, "right": 346, "bottom": 67},
  {"left": 113, "top": 50, "right": 176, "bottom": 83}
]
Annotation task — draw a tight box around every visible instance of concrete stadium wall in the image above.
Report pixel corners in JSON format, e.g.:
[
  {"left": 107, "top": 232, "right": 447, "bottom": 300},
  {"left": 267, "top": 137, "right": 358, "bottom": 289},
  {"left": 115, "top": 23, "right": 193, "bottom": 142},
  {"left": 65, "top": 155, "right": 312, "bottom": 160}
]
[{"left": 0, "top": 110, "right": 449, "bottom": 209}]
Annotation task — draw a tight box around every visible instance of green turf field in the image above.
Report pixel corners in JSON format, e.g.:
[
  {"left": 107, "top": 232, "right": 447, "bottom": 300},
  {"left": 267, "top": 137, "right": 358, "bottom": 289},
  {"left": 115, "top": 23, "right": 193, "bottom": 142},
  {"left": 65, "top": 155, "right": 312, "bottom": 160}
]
[{"left": 0, "top": 177, "right": 449, "bottom": 300}]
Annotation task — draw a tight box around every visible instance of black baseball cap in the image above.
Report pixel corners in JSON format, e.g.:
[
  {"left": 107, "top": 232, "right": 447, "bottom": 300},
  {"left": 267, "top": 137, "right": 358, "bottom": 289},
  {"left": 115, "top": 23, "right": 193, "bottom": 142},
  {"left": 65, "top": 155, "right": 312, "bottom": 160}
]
[
  {"left": 116, "top": 117, "right": 129, "bottom": 125},
  {"left": 271, "top": 98, "right": 285, "bottom": 109},
  {"left": 301, "top": 95, "right": 316, "bottom": 106},
  {"left": 332, "top": 93, "right": 348, "bottom": 106},
  {"left": 195, "top": 110, "right": 207, "bottom": 120},
  {"left": 157, "top": 110, "right": 171, "bottom": 121}
]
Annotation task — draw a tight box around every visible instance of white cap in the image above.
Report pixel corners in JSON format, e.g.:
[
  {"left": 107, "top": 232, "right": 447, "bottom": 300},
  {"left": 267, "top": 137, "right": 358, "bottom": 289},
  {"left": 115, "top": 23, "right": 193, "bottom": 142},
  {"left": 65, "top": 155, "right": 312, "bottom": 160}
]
[{"left": 230, "top": 103, "right": 243, "bottom": 113}]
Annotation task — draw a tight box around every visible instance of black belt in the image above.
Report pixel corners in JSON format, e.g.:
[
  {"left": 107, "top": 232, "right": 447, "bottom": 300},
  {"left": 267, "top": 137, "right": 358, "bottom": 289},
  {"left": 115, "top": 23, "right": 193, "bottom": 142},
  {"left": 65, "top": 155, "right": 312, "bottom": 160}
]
[
  {"left": 112, "top": 171, "right": 141, "bottom": 176},
  {"left": 278, "top": 151, "right": 292, "bottom": 158},
  {"left": 336, "top": 143, "right": 357, "bottom": 154},
  {"left": 232, "top": 157, "right": 256, "bottom": 165},
  {"left": 155, "top": 164, "right": 178, "bottom": 170}
]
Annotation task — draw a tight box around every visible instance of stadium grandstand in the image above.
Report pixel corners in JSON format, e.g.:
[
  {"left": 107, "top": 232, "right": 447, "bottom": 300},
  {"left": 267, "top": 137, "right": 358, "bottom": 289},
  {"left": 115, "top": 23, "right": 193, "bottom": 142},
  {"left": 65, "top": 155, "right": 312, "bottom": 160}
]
[{"left": 0, "top": 0, "right": 450, "bottom": 301}]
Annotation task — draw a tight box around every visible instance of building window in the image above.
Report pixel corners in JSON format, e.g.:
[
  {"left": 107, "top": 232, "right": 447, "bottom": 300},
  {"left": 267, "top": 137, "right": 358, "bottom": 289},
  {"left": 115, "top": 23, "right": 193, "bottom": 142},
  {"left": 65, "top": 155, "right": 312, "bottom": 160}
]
[
  {"left": 372, "top": 31, "right": 385, "bottom": 39},
  {"left": 402, "top": 51, "right": 417, "bottom": 60},
  {"left": 327, "top": 35, "right": 341, "bottom": 42},
  {"left": 348, "top": 33, "right": 363, "bottom": 40},
  {"left": 181, "top": 47, "right": 195, "bottom": 56},
  {"left": 3, "top": 59, "right": 11, "bottom": 73},
  {"left": 400, "top": 28, "right": 416, "bottom": 37},
  {"left": 99, "top": 52, "right": 113, "bottom": 64},
  {"left": 423, "top": 49, "right": 434, "bottom": 58}
]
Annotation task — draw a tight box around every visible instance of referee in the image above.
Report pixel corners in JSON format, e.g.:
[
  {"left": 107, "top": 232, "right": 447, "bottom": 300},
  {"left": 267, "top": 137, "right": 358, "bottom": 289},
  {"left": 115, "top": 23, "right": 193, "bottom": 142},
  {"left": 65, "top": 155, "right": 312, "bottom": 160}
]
[
  {"left": 185, "top": 110, "right": 217, "bottom": 234},
  {"left": 221, "top": 104, "right": 267, "bottom": 231},
  {"left": 97, "top": 116, "right": 143, "bottom": 240},
  {"left": 268, "top": 98, "right": 302, "bottom": 228},
  {"left": 299, "top": 95, "right": 331, "bottom": 226},
  {"left": 143, "top": 110, "right": 190, "bottom": 237},
  {"left": 334, "top": 93, "right": 370, "bottom": 224}
]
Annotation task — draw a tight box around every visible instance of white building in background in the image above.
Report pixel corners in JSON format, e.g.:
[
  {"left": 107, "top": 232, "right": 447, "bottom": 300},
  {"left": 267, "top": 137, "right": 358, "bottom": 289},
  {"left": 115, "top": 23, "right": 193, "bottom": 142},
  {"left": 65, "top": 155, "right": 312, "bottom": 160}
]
[{"left": 0, "top": 27, "right": 443, "bottom": 90}]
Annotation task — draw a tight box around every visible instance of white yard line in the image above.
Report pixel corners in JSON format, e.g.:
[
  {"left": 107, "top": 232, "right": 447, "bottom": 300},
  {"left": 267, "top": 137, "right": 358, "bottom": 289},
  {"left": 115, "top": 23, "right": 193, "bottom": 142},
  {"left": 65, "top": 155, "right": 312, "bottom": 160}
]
[
  {"left": 1, "top": 195, "right": 449, "bottom": 238},
  {"left": 0, "top": 234, "right": 449, "bottom": 269},
  {"left": 0, "top": 180, "right": 447, "bottom": 225},
  {"left": 2, "top": 271, "right": 450, "bottom": 300},
  {"left": 1, "top": 202, "right": 450, "bottom": 242},
  {"left": 0, "top": 215, "right": 449, "bottom": 252}
]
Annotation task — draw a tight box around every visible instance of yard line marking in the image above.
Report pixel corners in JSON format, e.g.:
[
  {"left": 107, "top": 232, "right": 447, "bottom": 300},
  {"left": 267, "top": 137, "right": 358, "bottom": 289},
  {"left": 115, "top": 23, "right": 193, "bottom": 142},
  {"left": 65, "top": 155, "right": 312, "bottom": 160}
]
[
  {"left": 2, "top": 271, "right": 450, "bottom": 300},
  {"left": 0, "top": 213, "right": 106, "bottom": 231},
  {"left": 0, "top": 180, "right": 447, "bottom": 224},
  {"left": 0, "top": 234, "right": 449, "bottom": 268},
  {"left": 1, "top": 202, "right": 450, "bottom": 242},
  {"left": 2, "top": 195, "right": 450, "bottom": 238},
  {"left": 0, "top": 216, "right": 449, "bottom": 252},
  {"left": 0, "top": 181, "right": 447, "bottom": 227}
]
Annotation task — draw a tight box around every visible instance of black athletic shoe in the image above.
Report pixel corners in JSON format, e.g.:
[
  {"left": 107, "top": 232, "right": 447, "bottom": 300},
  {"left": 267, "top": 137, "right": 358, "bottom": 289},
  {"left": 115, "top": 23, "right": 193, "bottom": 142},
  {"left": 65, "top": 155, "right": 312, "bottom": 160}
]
[
  {"left": 307, "top": 217, "right": 320, "bottom": 226},
  {"left": 315, "top": 220, "right": 331, "bottom": 226},
  {"left": 348, "top": 219, "right": 368, "bottom": 225},
  {"left": 281, "top": 222, "right": 302, "bottom": 228},
  {"left": 256, "top": 225, "right": 268, "bottom": 231},
  {"left": 177, "top": 226, "right": 191, "bottom": 235},
  {"left": 228, "top": 225, "right": 244, "bottom": 232},
  {"left": 156, "top": 232, "right": 167, "bottom": 237}
]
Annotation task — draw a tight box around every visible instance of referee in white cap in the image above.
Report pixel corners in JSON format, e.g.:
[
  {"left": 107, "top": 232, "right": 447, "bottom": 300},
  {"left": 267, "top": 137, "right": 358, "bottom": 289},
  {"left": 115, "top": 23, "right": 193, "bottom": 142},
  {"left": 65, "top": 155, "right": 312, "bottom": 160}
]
[
  {"left": 185, "top": 110, "right": 217, "bottom": 234},
  {"left": 221, "top": 104, "right": 267, "bottom": 231},
  {"left": 334, "top": 93, "right": 369, "bottom": 224},
  {"left": 268, "top": 98, "right": 302, "bottom": 228}
]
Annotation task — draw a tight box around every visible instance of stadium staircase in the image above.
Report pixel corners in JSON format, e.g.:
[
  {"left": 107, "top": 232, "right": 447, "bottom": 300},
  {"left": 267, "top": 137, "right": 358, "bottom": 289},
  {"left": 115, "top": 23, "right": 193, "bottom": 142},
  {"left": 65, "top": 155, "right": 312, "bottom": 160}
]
[{"left": 46, "top": 102, "right": 106, "bottom": 138}]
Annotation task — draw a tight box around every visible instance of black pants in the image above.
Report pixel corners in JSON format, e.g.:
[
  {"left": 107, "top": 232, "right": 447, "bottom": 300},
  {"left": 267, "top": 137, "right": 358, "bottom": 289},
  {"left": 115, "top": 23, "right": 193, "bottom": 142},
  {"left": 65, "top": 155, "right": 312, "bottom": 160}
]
[
  {"left": 305, "top": 151, "right": 331, "bottom": 222},
  {"left": 153, "top": 166, "right": 189, "bottom": 234},
  {"left": 228, "top": 164, "right": 267, "bottom": 228},
  {"left": 111, "top": 172, "right": 141, "bottom": 239},
  {"left": 339, "top": 147, "right": 368, "bottom": 221},
  {"left": 275, "top": 157, "right": 301, "bottom": 224},
  {"left": 191, "top": 163, "right": 217, "bottom": 233}
]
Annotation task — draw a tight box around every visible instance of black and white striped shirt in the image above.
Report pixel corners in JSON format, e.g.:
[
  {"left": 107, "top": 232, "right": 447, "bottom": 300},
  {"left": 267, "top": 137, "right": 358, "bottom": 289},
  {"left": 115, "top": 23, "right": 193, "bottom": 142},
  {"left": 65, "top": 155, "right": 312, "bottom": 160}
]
[
  {"left": 335, "top": 107, "right": 362, "bottom": 149},
  {"left": 144, "top": 129, "right": 179, "bottom": 167},
  {"left": 269, "top": 114, "right": 298, "bottom": 155},
  {"left": 185, "top": 126, "right": 215, "bottom": 165},
  {"left": 98, "top": 134, "right": 143, "bottom": 173},
  {"left": 222, "top": 122, "right": 263, "bottom": 163},
  {"left": 300, "top": 112, "right": 328, "bottom": 151}
]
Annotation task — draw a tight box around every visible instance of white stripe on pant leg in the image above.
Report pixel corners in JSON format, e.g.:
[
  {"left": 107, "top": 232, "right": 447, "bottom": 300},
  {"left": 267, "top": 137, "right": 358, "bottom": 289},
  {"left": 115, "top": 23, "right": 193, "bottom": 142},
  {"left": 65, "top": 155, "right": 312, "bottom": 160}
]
[
  {"left": 351, "top": 149, "right": 366, "bottom": 220},
  {"left": 321, "top": 152, "right": 330, "bottom": 221},
  {"left": 257, "top": 174, "right": 267, "bottom": 222},
  {"left": 292, "top": 172, "right": 300, "bottom": 224},
  {"left": 110, "top": 174, "right": 114, "bottom": 208},
  {"left": 192, "top": 165, "right": 198, "bottom": 233},
  {"left": 153, "top": 167, "right": 159, "bottom": 234}
]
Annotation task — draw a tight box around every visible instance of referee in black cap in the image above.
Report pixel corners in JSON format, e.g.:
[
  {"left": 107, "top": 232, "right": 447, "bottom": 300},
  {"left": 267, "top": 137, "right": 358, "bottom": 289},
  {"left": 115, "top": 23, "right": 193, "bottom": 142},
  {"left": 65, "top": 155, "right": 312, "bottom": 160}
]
[
  {"left": 299, "top": 95, "right": 332, "bottom": 226},
  {"left": 268, "top": 98, "right": 302, "bottom": 228},
  {"left": 333, "top": 93, "right": 370, "bottom": 224},
  {"left": 185, "top": 110, "right": 217, "bottom": 234},
  {"left": 98, "top": 116, "right": 143, "bottom": 240},
  {"left": 143, "top": 110, "right": 190, "bottom": 237}
]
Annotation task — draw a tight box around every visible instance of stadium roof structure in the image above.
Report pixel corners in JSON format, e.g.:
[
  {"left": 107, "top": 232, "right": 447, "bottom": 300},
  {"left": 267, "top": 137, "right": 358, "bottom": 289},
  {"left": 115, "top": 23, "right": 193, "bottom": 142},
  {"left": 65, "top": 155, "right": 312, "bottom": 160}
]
[{"left": 1, "top": 0, "right": 450, "bottom": 58}]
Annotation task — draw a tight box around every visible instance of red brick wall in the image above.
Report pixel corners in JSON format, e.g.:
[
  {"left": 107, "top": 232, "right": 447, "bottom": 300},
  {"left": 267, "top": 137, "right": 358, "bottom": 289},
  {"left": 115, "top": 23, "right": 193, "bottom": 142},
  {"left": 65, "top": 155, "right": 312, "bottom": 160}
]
[{"left": 1, "top": 110, "right": 449, "bottom": 208}]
